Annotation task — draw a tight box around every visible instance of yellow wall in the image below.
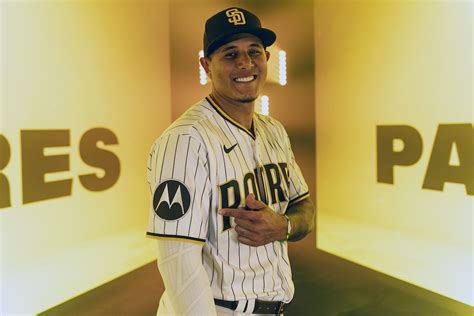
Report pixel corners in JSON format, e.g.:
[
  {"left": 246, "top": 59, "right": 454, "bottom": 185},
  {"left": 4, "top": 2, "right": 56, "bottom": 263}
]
[
  {"left": 315, "top": 1, "right": 473, "bottom": 305},
  {"left": 0, "top": 1, "right": 170, "bottom": 313}
]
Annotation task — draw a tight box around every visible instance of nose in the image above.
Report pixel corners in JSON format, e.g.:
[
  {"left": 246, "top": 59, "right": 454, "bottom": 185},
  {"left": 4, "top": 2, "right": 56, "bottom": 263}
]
[{"left": 237, "top": 52, "right": 253, "bottom": 69}]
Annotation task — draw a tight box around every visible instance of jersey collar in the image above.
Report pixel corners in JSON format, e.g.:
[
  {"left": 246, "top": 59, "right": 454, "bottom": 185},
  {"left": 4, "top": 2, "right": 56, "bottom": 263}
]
[{"left": 206, "top": 95, "right": 256, "bottom": 140}]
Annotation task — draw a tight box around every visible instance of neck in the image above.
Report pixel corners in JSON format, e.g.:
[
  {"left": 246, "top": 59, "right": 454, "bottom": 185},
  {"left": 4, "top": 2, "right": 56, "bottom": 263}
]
[{"left": 210, "top": 92, "right": 255, "bottom": 130}]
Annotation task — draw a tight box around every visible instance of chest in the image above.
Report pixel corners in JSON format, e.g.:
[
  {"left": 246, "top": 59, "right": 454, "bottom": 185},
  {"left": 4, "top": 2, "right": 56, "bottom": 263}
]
[{"left": 201, "top": 121, "right": 291, "bottom": 210}]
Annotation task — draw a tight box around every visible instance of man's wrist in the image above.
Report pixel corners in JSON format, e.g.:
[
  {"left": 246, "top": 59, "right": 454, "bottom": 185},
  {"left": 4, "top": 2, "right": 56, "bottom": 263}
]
[{"left": 279, "top": 214, "right": 291, "bottom": 242}]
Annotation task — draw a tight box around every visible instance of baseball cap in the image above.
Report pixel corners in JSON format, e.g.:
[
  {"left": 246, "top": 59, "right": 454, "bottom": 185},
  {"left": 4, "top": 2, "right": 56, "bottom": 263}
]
[{"left": 203, "top": 7, "right": 276, "bottom": 57}]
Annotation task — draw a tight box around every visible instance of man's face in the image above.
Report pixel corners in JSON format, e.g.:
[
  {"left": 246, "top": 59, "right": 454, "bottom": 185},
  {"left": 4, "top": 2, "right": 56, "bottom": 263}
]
[{"left": 201, "top": 34, "right": 270, "bottom": 104}]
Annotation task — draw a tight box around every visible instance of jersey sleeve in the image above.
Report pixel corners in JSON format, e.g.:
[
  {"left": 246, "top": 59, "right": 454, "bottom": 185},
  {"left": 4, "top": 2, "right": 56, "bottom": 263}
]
[
  {"left": 283, "top": 130, "right": 310, "bottom": 207},
  {"left": 146, "top": 132, "right": 210, "bottom": 244}
]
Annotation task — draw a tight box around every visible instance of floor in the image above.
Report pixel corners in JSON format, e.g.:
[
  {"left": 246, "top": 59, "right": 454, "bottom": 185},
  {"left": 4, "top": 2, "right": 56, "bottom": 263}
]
[
  {"left": 40, "top": 241, "right": 472, "bottom": 316},
  {"left": 41, "top": 132, "right": 473, "bottom": 316}
]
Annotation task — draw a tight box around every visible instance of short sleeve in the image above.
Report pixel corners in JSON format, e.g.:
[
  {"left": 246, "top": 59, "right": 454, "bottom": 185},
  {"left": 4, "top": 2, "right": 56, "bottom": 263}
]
[
  {"left": 283, "top": 131, "right": 310, "bottom": 207},
  {"left": 146, "top": 133, "right": 210, "bottom": 244}
]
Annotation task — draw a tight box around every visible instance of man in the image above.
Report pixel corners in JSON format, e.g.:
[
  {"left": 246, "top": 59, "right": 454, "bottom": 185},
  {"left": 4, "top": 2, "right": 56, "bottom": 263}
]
[{"left": 147, "top": 7, "right": 315, "bottom": 315}]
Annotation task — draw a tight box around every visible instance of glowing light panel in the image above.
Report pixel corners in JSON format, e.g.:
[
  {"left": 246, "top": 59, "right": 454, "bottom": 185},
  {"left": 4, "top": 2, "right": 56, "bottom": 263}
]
[
  {"left": 255, "top": 95, "right": 269, "bottom": 116},
  {"left": 279, "top": 50, "right": 287, "bottom": 86},
  {"left": 199, "top": 50, "right": 207, "bottom": 85},
  {"left": 315, "top": 1, "right": 473, "bottom": 306},
  {"left": 261, "top": 95, "right": 269, "bottom": 116},
  {"left": 1, "top": 2, "right": 171, "bottom": 314}
]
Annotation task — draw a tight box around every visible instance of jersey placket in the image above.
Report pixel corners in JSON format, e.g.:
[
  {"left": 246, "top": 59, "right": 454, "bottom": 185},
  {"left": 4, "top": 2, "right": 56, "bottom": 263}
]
[{"left": 252, "top": 122, "right": 268, "bottom": 205}]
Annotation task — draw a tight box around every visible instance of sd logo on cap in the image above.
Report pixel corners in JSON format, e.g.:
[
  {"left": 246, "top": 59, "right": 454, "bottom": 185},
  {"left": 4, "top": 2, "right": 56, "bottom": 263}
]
[{"left": 226, "top": 8, "right": 246, "bottom": 25}]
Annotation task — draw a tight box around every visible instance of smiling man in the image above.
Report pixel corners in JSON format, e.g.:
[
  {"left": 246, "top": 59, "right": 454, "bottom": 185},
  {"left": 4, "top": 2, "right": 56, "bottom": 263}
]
[{"left": 147, "top": 7, "right": 315, "bottom": 315}]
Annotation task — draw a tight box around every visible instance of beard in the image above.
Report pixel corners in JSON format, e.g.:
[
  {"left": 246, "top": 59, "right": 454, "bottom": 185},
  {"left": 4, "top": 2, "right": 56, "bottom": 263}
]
[{"left": 236, "top": 96, "right": 258, "bottom": 103}]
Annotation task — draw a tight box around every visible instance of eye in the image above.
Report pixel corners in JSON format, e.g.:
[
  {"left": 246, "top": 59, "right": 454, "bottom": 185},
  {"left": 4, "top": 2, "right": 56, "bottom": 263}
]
[
  {"left": 224, "top": 52, "right": 237, "bottom": 59},
  {"left": 249, "top": 49, "right": 261, "bottom": 56}
]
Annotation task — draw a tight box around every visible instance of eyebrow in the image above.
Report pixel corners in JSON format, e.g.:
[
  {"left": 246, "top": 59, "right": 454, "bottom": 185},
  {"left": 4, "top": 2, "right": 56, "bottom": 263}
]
[{"left": 221, "top": 43, "right": 263, "bottom": 53}]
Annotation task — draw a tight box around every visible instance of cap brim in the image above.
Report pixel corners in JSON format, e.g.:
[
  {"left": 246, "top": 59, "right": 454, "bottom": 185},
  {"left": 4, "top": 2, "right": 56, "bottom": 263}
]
[{"left": 206, "top": 28, "right": 276, "bottom": 57}]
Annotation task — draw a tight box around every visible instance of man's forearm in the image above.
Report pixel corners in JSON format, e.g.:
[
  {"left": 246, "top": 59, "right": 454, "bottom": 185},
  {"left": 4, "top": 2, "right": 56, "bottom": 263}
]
[{"left": 286, "top": 197, "right": 315, "bottom": 241}]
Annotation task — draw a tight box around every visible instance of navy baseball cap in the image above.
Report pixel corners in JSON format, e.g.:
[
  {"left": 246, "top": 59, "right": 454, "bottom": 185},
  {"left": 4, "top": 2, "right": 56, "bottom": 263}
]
[{"left": 203, "top": 7, "right": 276, "bottom": 57}]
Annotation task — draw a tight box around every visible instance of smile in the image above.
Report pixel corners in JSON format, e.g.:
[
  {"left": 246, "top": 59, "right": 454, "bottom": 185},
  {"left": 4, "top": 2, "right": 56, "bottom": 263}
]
[{"left": 234, "top": 75, "right": 256, "bottom": 83}]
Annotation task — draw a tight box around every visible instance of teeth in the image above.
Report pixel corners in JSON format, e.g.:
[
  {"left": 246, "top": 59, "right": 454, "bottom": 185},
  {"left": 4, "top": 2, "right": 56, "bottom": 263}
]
[{"left": 235, "top": 76, "right": 254, "bottom": 82}]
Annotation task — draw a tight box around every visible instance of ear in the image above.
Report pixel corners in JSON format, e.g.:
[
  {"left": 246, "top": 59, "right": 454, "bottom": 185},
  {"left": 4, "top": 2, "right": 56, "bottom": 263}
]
[
  {"left": 265, "top": 50, "right": 270, "bottom": 61},
  {"left": 199, "top": 57, "right": 212, "bottom": 79}
]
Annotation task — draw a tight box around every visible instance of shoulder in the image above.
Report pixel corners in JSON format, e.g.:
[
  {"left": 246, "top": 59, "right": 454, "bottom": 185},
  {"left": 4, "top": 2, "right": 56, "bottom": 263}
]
[
  {"left": 255, "top": 113, "right": 288, "bottom": 137},
  {"left": 157, "top": 99, "right": 215, "bottom": 144}
]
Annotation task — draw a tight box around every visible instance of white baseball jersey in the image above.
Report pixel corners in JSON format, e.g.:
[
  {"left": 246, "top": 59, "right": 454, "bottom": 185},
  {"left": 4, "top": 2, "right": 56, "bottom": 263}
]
[{"left": 147, "top": 96, "right": 309, "bottom": 303}]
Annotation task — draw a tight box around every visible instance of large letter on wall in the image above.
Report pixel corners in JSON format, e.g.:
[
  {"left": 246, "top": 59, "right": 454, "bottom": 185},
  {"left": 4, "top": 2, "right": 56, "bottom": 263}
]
[
  {"left": 79, "top": 128, "right": 120, "bottom": 191},
  {"left": 422, "top": 124, "right": 473, "bottom": 195},
  {"left": 377, "top": 125, "right": 423, "bottom": 184},
  {"left": 21, "top": 130, "right": 72, "bottom": 204},
  {"left": 0, "top": 134, "right": 11, "bottom": 208}
]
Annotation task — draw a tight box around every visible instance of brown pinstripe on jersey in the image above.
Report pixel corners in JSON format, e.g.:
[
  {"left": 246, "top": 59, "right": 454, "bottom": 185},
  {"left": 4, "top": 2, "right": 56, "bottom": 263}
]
[{"left": 147, "top": 96, "right": 309, "bottom": 303}]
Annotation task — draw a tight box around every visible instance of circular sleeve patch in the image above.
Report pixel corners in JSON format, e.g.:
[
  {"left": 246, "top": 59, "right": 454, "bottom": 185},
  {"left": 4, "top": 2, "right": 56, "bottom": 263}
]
[{"left": 153, "top": 180, "right": 191, "bottom": 221}]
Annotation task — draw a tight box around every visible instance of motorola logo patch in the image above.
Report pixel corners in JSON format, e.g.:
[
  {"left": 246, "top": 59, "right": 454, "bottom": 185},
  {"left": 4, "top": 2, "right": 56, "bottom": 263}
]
[{"left": 153, "top": 180, "right": 191, "bottom": 221}]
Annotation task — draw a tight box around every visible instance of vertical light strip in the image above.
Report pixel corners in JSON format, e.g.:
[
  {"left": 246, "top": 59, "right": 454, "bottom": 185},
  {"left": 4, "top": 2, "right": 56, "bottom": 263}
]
[
  {"left": 261, "top": 95, "right": 269, "bottom": 116},
  {"left": 279, "top": 50, "right": 287, "bottom": 86},
  {"left": 255, "top": 96, "right": 262, "bottom": 114},
  {"left": 199, "top": 50, "right": 207, "bottom": 85}
]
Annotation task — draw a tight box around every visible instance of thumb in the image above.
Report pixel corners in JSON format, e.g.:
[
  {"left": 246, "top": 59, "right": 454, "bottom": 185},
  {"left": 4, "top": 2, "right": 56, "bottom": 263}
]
[{"left": 246, "top": 194, "right": 266, "bottom": 210}]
